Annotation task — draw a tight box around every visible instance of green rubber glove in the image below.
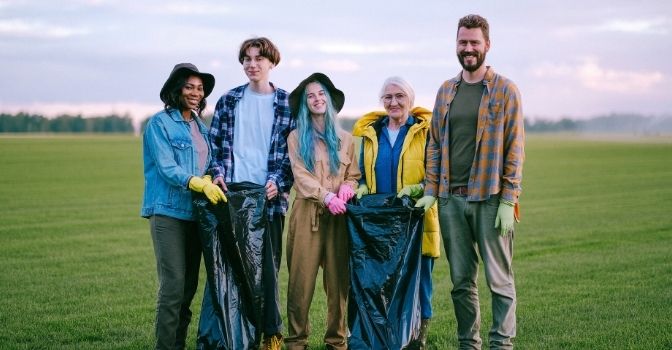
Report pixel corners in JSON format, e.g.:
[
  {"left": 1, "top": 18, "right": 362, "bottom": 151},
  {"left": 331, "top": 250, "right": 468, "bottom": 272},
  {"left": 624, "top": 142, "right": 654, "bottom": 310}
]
[
  {"left": 397, "top": 184, "right": 423, "bottom": 198},
  {"left": 414, "top": 195, "right": 436, "bottom": 212},
  {"left": 494, "top": 201, "right": 515, "bottom": 236},
  {"left": 355, "top": 184, "right": 369, "bottom": 199},
  {"left": 188, "top": 176, "right": 227, "bottom": 204}
]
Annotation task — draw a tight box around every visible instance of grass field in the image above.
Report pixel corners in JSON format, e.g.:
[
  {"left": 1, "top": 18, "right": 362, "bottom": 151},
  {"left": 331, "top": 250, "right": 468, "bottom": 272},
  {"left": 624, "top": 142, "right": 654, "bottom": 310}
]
[{"left": 0, "top": 133, "right": 671, "bottom": 349}]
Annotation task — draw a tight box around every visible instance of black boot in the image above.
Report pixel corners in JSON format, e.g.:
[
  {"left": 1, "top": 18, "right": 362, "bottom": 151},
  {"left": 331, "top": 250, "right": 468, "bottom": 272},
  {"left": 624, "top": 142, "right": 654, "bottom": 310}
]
[{"left": 418, "top": 318, "right": 430, "bottom": 349}]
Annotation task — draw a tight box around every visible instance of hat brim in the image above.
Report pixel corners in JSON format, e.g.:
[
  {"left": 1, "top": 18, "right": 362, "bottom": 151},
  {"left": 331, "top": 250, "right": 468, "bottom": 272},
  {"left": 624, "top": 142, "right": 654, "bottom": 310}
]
[
  {"left": 289, "top": 72, "right": 344, "bottom": 116},
  {"left": 160, "top": 67, "right": 215, "bottom": 104}
]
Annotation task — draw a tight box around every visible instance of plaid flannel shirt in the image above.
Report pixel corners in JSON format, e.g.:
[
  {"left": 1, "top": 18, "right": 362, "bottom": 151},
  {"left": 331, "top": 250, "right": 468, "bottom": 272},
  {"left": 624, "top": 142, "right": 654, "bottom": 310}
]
[
  {"left": 425, "top": 67, "right": 524, "bottom": 203},
  {"left": 209, "top": 83, "right": 296, "bottom": 216}
]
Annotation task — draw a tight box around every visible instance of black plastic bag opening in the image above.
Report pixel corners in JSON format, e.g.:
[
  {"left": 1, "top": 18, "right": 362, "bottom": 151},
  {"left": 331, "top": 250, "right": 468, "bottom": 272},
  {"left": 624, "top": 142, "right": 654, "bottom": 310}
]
[
  {"left": 346, "top": 194, "right": 424, "bottom": 350},
  {"left": 193, "top": 182, "right": 269, "bottom": 350}
]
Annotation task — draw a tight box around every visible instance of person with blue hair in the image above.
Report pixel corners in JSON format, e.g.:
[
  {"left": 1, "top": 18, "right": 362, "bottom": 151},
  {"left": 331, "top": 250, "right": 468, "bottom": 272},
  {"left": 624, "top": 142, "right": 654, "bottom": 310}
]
[{"left": 284, "top": 73, "right": 361, "bottom": 350}]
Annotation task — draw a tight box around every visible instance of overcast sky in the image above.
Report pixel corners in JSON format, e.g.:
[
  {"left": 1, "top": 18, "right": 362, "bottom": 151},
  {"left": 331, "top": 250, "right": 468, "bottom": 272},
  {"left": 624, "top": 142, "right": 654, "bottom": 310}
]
[{"left": 1, "top": 0, "right": 670, "bottom": 123}]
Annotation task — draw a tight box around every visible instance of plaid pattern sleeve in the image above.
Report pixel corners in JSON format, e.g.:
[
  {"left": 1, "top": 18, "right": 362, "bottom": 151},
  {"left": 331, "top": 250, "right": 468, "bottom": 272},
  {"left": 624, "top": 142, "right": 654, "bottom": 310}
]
[
  {"left": 208, "top": 85, "right": 245, "bottom": 181},
  {"left": 497, "top": 79, "right": 524, "bottom": 202},
  {"left": 426, "top": 67, "right": 524, "bottom": 202},
  {"left": 266, "top": 87, "right": 295, "bottom": 216},
  {"left": 424, "top": 80, "right": 453, "bottom": 198}
]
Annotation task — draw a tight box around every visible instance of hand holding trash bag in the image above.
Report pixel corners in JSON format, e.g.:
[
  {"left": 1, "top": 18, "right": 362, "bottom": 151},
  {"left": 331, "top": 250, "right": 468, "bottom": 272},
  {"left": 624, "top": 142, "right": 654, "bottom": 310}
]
[
  {"left": 414, "top": 195, "right": 436, "bottom": 212},
  {"left": 325, "top": 193, "right": 347, "bottom": 215},
  {"left": 337, "top": 184, "right": 355, "bottom": 202},
  {"left": 212, "top": 176, "right": 229, "bottom": 192},
  {"left": 265, "top": 180, "right": 278, "bottom": 200},
  {"left": 189, "top": 176, "right": 227, "bottom": 204},
  {"left": 355, "top": 184, "right": 369, "bottom": 199},
  {"left": 397, "top": 183, "right": 423, "bottom": 199}
]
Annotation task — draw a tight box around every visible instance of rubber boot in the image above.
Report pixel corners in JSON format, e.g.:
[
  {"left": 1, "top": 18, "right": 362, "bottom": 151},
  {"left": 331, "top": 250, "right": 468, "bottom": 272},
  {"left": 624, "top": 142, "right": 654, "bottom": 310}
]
[{"left": 418, "top": 318, "right": 430, "bottom": 349}]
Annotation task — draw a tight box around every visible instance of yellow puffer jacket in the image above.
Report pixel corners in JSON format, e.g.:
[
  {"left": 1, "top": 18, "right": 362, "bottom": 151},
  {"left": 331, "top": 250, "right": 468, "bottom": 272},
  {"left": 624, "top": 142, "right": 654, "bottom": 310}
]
[{"left": 352, "top": 107, "right": 441, "bottom": 258}]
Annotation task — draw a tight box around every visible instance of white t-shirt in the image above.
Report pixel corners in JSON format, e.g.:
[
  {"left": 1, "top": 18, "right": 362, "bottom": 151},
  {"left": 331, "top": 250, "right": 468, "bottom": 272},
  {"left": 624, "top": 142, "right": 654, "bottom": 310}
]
[
  {"left": 387, "top": 126, "right": 400, "bottom": 146},
  {"left": 232, "top": 86, "right": 275, "bottom": 185}
]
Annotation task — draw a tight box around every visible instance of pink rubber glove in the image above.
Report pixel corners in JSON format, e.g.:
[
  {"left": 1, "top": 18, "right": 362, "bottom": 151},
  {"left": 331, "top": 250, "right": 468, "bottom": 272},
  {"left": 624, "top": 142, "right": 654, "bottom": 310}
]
[
  {"left": 326, "top": 196, "right": 347, "bottom": 215},
  {"left": 337, "top": 184, "right": 355, "bottom": 202}
]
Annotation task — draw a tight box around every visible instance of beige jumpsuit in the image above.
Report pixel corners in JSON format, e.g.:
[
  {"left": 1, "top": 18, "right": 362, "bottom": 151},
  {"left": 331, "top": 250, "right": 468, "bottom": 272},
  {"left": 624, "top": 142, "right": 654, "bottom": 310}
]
[{"left": 285, "top": 129, "right": 361, "bottom": 350}]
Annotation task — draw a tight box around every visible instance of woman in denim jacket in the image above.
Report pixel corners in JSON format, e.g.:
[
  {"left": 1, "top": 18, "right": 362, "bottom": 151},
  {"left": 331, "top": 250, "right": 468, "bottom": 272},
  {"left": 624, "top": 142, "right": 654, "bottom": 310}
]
[{"left": 141, "top": 63, "right": 226, "bottom": 350}]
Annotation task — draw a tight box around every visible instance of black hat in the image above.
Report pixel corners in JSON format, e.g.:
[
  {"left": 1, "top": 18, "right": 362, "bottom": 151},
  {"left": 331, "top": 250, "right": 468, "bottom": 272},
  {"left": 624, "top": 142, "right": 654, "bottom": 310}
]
[
  {"left": 289, "top": 72, "right": 345, "bottom": 116},
  {"left": 160, "top": 63, "right": 215, "bottom": 104}
]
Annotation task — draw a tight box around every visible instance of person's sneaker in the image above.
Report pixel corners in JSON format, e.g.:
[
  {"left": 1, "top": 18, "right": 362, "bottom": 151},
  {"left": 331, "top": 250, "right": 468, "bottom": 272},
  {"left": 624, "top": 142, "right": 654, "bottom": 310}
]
[{"left": 263, "top": 333, "right": 283, "bottom": 350}]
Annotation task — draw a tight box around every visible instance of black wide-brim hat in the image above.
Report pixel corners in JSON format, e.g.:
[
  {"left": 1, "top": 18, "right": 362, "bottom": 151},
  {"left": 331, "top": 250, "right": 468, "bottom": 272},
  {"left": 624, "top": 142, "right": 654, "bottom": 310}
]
[
  {"left": 160, "top": 63, "right": 215, "bottom": 104},
  {"left": 289, "top": 72, "right": 345, "bottom": 116}
]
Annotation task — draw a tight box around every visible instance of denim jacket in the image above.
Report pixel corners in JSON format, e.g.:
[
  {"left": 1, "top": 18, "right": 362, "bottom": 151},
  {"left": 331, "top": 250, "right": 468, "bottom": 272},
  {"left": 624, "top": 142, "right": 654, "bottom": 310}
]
[{"left": 141, "top": 108, "right": 212, "bottom": 221}]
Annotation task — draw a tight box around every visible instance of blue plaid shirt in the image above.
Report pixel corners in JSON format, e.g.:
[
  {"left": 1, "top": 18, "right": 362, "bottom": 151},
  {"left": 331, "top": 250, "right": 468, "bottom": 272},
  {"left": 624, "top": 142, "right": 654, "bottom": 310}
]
[{"left": 209, "top": 83, "right": 296, "bottom": 217}]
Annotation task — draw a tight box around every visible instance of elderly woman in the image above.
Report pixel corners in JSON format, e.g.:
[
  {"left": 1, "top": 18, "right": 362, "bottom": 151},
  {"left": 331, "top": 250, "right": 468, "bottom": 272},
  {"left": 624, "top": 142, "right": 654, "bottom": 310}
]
[
  {"left": 351, "top": 76, "right": 441, "bottom": 349},
  {"left": 141, "top": 63, "right": 226, "bottom": 350},
  {"left": 285, "top": 73, "right": 361, "bottom": 350}
]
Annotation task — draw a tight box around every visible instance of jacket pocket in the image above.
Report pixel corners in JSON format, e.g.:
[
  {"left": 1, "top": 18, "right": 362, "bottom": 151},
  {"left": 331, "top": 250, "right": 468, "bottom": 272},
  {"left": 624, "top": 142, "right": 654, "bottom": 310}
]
[
  {"left": 167, "top": 186, "right": 191, "bottom": 212},
  {"left": 170, "top": 138, "right": 192, "bottom": 169},
  {"left": 487, "top": 101, "right": 504, "bottom": 127},
  {"left": 338, "top": 157, "right": 351, "bottom": 181}
]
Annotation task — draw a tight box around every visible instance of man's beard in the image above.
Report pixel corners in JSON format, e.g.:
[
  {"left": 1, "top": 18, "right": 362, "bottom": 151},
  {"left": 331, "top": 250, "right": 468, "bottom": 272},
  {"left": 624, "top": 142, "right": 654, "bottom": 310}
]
[{"left": 457, "top": 50, "right": 486, "bottom": 72}]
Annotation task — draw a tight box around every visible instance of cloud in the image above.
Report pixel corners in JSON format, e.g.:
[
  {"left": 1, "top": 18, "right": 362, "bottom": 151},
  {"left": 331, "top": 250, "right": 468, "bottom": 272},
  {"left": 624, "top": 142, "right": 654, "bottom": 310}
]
[
  {"left": 315, "top": 59, "right": 361, "bottom": 72},
  {"left": 554, "top": 18, "right": 669, "bottom": 37},
  {"left": 287, "top": 59, "right": 305, "bottom": 69},
  {"left": 530, "top": 58, "right": 664, "bottom": 93},
  {"left": 595, "top": 18, "right": 669, "bottom": 34},
  {"left": 0, "top": 19, "right": 89, "bottom": 38},
  {"left": 149, "top": 2, "right": 233, "bottom": 15},
  {"left": 317, "top": 43, "right": 408, "bottom": 55},
  {"left": 388, "top": 58, "right": 456, "bottom": 68}
]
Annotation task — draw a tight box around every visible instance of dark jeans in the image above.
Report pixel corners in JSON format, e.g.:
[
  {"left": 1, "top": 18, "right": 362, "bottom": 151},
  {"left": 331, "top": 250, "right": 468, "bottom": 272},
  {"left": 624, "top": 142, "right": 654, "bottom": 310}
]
[
  {"left": 150, "top": 215, "right": 202, "bottom": 350},
  {"left": 263, "top": 213, "right": 284, "bottom": 336}
]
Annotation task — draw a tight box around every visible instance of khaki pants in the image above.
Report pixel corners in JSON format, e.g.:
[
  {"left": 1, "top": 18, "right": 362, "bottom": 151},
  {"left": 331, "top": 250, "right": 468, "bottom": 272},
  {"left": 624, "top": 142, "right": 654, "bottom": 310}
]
[
  {"left": 285, "top": 199, "right": 350, "bottom": 350},
  {"left": 438, "top": 194, "right": 516, "bottom": 350}
]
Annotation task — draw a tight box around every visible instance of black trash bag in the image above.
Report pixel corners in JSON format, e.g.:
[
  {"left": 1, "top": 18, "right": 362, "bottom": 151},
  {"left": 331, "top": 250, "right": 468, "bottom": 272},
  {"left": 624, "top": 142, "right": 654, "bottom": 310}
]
[
  {"left": 193, "top": 182, "right": 269, "bottom": 350},
  {"left": 346, "top": 194, "right": 425, "bottom": 350}
]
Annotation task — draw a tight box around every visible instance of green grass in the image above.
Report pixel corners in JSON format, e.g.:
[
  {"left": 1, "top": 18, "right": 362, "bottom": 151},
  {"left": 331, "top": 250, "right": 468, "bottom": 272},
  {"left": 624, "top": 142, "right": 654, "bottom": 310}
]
[{"left": 0, "top": 133, "right": 671, "bottom": 349}]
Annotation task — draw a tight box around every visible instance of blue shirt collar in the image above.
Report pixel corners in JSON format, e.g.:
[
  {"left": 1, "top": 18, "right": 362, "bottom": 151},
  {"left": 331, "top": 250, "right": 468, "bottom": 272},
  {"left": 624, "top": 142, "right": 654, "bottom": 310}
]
[{"left": 382, "top": 115, "right": 415, "bottom": 127}]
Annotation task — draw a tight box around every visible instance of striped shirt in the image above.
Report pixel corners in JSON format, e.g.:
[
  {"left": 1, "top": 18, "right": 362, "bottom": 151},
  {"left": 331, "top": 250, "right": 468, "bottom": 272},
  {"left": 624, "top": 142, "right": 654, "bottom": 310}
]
[
  {"left": 425, "top": 67, "right": 524, "bottom": 203},
  {"left": 209, "top": 83, "right": 296, "bottom": 216}
]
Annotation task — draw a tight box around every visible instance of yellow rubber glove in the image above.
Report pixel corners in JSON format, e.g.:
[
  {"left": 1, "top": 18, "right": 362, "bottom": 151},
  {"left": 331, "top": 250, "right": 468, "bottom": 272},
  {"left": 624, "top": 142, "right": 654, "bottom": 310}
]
[
  {"left": 202, "top": 174, "right": 212, "bottom": 182},
  {"left": 355, "top": 184, "right": 369, "bottom": 199},
  {"left": 188, "top": 176, "right": 227, "bottom": 204},
  {"left": 397, "top": 184, "right": 423, "bottom": 198},
  {"left": 494, "top": 201, "right": 515, "bottom": 236},
  {"left": 414, "top": 195, "right": 436, "bottom": 212}
]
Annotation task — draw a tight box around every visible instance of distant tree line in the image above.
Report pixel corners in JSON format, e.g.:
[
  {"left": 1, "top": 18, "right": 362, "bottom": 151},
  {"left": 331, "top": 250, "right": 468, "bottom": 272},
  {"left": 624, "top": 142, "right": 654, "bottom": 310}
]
[
  {"left": 2, "top": 112, "right": 671, "bottom": 134},
  {"left": 0, "top": 112, "right": 134, "bottom": 133},
  {"left": 522, "top": 113, "right": 672, "bottom": 134},
  {"left": 338, "top": 113, "right": 672, "bottom": 134}
]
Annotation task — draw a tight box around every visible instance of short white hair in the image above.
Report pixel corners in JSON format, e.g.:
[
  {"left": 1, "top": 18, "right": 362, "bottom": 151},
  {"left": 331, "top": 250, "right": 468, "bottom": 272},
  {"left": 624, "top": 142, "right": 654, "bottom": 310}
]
[{"left": 379, "top": 76, "right": 415, "bottom": 107}]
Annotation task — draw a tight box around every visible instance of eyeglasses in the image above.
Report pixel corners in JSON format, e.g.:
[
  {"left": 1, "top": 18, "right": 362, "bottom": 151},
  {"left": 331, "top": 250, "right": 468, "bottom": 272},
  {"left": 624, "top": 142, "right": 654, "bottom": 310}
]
[{"left": 382, "top": 93, "right": 407, "bottom": 104}]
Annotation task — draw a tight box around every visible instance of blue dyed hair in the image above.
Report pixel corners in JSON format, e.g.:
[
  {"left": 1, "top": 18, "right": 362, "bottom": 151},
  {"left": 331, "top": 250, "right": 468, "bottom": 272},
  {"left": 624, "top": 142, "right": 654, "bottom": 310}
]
[{"left": 296, "top": 82, "right": 341, "bottom": 175}]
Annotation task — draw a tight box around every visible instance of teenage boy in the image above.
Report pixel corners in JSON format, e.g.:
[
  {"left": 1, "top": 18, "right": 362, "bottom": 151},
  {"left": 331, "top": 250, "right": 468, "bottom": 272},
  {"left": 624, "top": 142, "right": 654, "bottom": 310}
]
[{"left": 209, "top": 36, "right": 295, "bottom": 350}]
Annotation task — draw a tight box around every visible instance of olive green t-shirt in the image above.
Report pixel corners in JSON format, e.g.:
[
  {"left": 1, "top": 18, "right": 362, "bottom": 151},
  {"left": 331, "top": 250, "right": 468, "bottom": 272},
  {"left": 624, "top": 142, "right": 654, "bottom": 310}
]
[{"left": 448, "top": 80, "right": 484, "bottom": 188}]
